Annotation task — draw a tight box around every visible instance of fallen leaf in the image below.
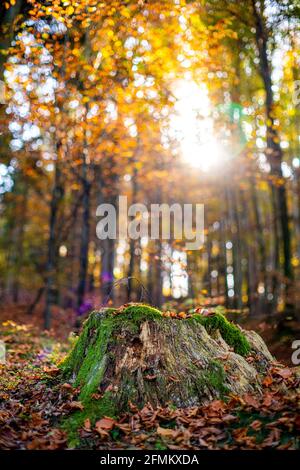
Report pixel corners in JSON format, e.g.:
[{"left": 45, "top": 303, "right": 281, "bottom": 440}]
[
  {"left": 275, "top": 368, "right": 292, "bottom": 379},
  {"left": 144, "top": 374, "right": 157, "bottom": 381},
  {"left": 250, "top": 420, "right": 262, "bottom": 430},
  {"left": 68, "top": 401, "right": 84, "bottom": 411},
  {"left": 83, "top": 418, "right": 91, "bottom": 432},
  {"left": 95, "top": 417, "right": 115, "bottom": 431},
  {"left": 168, "top": 375, "right": 180, "bottom": 382},
  {"left": 157, "top": 426, "right": 179, "bottom": 439},
  {"left": 263, "top": 376, "right": 273, "bottom": 387},
  {"left": 243, "top": 394, "right": 260, "bottom": 408},
  {"left": 209, "top": 400, "right": 225, "bottom": 412}
]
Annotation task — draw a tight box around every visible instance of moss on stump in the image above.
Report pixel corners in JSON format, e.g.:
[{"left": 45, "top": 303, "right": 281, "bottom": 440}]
[{"left": 60, "top": 304, "right": 274, "bottom": 445}]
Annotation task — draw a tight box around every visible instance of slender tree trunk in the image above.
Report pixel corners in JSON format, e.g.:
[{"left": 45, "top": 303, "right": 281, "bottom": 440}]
[
  {"left": 252, "top": 0, "right": 293, "bottom": 289},
  {"left": 0, "top": 0, "right": 25, "bottom": 76},
  {"left": 220, "top": 201, "right": 229, "bottom": 308},
  {"left": 231, "top": 189, "right": 243, "bottom": 309},
  {"left": 249, "top": 177, "right": 270, "bottom": 314},
  {"left": 206, "top": 232, "right": 213, "bottom": 298},
  {"left": 187, "top": 252, "right": 196, "bottom": 299},
  {"left": 250, "top": 178, "right": 267, "bottom": 284},
  {"left": 225, "top": 186, "right": 242, "bottom": 309},
  {"left": 99, "top": 185, "right": 117, "bottom": 303},
  {"left": 5, "top": 172, "right": 27, "bottom": 302},
  {"left": 27, "top": 287, "right": 45, "bottom": 315},
  {"left": 153, "top": 239, "right": 163, "bottom": 308},
  {"left": 44, "top": 147, "right": 64, "bottom": 329},
  {"left": 127, "top": 164, "right": 138, "bottom": 301},
  {"left": 101, "top": 237, "right": 116, "bottom": 301},
  {"left": 77, "top": 152, "right": 91, "bottom": 309},
  {"left": 12, "top": 180, "right": 28, "bottom": 303},
  {"left": 147, "top": 245, "right": 155, "bottom": 303},
  {"left": 270, "top": 185, "right": 280, "bottom": 309}
]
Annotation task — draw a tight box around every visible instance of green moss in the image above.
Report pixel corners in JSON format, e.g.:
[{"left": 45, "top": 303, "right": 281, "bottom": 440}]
[
  {"left": 62, "top": 391, "right": 116, "bottom": 448},
  {"left": 189, "top": 358, "right": 229, "bottom": 399},
  {"left": 60, "top": 311, "right": 116, "bottom": 396},
  {"left": 201, "top": 360, "right": 229, "bottom": 397},
  {"left": 61, "top": 304, "right": 162, "bottom": 390},
  {"left": 190, "top": 311, "right": 251, "bottom": 356},
  {"left": 59, "top": 304, "right": 248, "bottom": 446},
  {"left": 121, "top": 304, "right": 162, "bottom": 322},
  {"left": 60, "top": 304, "right": 163, "bottom": 446}
]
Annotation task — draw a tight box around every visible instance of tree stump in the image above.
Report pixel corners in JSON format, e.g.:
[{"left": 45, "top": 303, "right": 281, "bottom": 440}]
[{"left": 60, "top": 304, "right": 274, "bottom": 440}]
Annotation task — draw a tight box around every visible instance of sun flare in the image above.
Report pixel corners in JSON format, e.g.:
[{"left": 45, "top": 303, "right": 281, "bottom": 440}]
[{"left": 171, "top": 80, "right": 224, "bottom": 172}]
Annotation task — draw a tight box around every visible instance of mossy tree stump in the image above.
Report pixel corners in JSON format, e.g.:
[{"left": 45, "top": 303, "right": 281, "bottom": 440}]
[{"left": 60, "top": 304, "right": 274, "bottom": 442}]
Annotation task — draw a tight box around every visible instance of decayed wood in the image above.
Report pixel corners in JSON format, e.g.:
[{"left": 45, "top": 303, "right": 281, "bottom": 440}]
[{"left": 61, "top": 308, "right": 275, "bottom": 413}]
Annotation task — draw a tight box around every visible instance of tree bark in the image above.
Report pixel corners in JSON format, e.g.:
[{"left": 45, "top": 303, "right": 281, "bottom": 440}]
[
  {"left": 252, "top": 0, "right": 293, "bottom": 288},
  {"left": 127, "top": 164, "right": 138, "bottom": 301},
  {"left": 60, "top": 304, "right": 274, "bottom": 435},
  {"left": 0, "top": 0, "right": 26, "bottom": 76},
  {"left": 77, "top": 152, "right": 91, "bottom": 309},
  {"left": 44, "top": 146, "right": 64, "bottom": 329}
]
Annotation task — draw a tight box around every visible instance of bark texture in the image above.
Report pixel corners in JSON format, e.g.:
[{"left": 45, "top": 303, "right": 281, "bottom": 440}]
[{"left": 60, "top": 304, "right": 275, "bottom": 443}]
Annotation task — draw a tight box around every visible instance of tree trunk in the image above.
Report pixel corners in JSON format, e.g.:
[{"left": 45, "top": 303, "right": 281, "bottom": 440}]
[
  {"left": 252, "top": 0, "right": 293, "bottom": 289},
  {"left": 231, "top": 189, "right": 243, "bottom": 309},
  {"left": 60, "top": 304, "right": 274, "bottom": 441},
  {"left": 77, "top": 153, "right": 91, "bottom": 309},
  {"left": 127, "top": 165, "right": 138, "bottom": 301},
  {"left": 11, "top": 181, "right": 28, "bottom": 303},
  {"left": 206, "top": 232, "right": 213, "bottom": 297},
  {"left": 220, "top": 217, "right": 229, "bottom": 307},
  {"left": 153, "top": 239, "right": 163, "bottom": 308},
  {"left": 0, "top": 0, "right": 25, "bottom": 76},
  {"left": 101, "top": 237, "right": 116, "bottom": 301},
  {"left": 5, "top": 171, "right": 27, "bottom": 302},
  {"left": 44, "top": 150, "right": 64, "bottom": 329}
]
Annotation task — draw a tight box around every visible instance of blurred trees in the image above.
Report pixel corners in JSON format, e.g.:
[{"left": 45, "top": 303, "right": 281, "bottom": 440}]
[{"left": 0, "top": 0, "right": 299, "bottom": 327}]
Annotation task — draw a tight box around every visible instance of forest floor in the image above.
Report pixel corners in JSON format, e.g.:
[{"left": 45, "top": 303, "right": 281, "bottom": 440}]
[{"left": 0, "top": 314, "right": 300, "bottom": 450}]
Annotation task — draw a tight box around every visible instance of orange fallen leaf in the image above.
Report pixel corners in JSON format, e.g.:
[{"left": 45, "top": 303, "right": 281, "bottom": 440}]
[
  {"left": 157, "top": 426, "right": 179, "bottom": 439},
  {"left": 91, "top": 393, "right": 102, "bottom": 400},
  {"left": 69, "top": 401, "right": 84, "bottom": 411},
  {"left": 243, "top": 394, "right": 260, "bottom": 408},
  {"left": 178, "top": 312, "right": 186, "bottom": 319},
  {"left": 168, "top": 375, "right": 180, "bottom": 382},
  {"left": 210, "top": 400, "right": 225, "bottom": 412},
  {"left": 250, "top": 420, "right": 262, "bottom": 430},
  {"left": 144, "top": 374, "right": 157, "bottom": 380},
  {"left": 116, "top": 422, "right": 132, "bottom": 433},
  {"left": 263, "top": 376, "right": 273, "bottom": 387},
  {"left": 61, "top": 383, "right": 73, "bottom": 390},
  {"left": 83, "top": 418, "right": 91, "bottom": 432},
  {"left": 275, "top": 368, "right": 292, "bottom": 379},
  {"left": 163, "top": 311, "right": 171, "bottom": 317},
  {"left": 95, "top": 417, "right": 115, "bottom": 431}
]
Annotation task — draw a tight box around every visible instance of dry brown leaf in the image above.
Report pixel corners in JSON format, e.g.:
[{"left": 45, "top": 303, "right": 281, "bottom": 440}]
[
  {"left": 157, "top": 426, "right": 179, "bottom": 439},
  {"left": 83, "top": 418, "right": 91, "bottom": 432},
  {"left": 95, "top": 417, "right": 115, "bottom": 431},
  {"left": 275, "top": 368, "right": 292, "bottom": 379},
  {"left": 68, "top": 401, "right": 84, "bottom": 411}
]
